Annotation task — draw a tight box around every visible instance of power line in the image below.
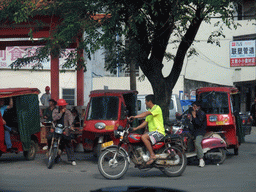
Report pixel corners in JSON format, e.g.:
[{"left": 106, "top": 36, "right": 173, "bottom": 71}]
[{"left": 192, "top": 46, "right": 232, "bottom": 70}]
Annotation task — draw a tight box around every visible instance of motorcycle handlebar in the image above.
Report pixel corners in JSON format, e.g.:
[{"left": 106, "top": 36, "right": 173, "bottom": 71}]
[{"left": 128, "top": 127, "right": 134, "bottom": 132}]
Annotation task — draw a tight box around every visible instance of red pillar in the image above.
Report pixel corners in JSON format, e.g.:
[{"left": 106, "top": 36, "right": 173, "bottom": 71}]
[
  {"left": 51, "top": 54, "right": 59, "bottom": 101},
  {"left": 77, "top": 67, "right": 84, "bottom": 106},
  {"left": 76, "top": 35, "right": 84, "bottom": 106}
]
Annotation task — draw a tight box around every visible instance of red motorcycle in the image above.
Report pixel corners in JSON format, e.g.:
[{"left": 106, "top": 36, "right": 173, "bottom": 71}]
[{"left": 98, "top": 122, "right": 187, "bottom": 180}]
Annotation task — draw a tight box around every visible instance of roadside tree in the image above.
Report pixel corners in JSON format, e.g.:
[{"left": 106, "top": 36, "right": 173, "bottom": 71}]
[{"left": 0, "top": 0, "right": 240, "bottom": 122}]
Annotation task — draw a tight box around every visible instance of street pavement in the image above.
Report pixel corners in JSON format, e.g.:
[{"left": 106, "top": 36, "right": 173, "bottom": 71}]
[{"left": 0, "top": 128, "right": 256, "bottom": 192}]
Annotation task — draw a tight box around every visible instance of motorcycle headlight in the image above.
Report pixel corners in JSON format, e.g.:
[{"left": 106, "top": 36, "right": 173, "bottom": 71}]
[
  {"left": 56, "top": 124, "right": 63, "bottom": 128},
  {"left": 172, "top": 126, "right": 180, "bottom": 134}
]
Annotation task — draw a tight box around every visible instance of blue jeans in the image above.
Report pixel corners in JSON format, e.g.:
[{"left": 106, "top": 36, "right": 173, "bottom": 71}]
[{"left": 4, "top": 125, "right": 12, "bottom": 149}]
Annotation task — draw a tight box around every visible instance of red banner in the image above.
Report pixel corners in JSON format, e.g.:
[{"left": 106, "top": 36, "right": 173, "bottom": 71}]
[{"left": 230, "top": 57, "right": 256, "bottom": 67}]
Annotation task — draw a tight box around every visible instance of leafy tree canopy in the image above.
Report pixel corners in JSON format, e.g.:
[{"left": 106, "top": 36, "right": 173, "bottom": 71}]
[{"left": 0, "top": 0, "right": 241, "bottom": 121}]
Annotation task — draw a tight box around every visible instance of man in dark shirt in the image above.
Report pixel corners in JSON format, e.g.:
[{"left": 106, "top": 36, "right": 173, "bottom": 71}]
[
  {"left": 250, "top": 97, "right": 256, "bottom": 126},
  {"left": 183, "top": 107, "right": 195, "bottom": 152},
  {"left": 191, "top": 101, "right": 207, "bottom": 167},
  {"left": 43, "top": 99, "right": 57, "bottom": 122}
]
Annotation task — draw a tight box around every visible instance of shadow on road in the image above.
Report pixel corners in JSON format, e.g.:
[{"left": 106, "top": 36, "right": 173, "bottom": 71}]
[{"left": 0, "top": 153, "right": 28, "bottom": 163}]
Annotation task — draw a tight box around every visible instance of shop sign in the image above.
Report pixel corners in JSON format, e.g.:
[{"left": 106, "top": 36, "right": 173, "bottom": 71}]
[
  {"left": 0, "top": 46, "right": 75, "bottom": 70},
  {"left": 230, "top": 40, "right": 256, "bottom": 67}
]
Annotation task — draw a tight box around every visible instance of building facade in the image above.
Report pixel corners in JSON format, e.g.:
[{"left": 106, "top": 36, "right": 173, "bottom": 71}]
[{"left": 0, "top": 1, "right": 255, "bottom": 112}]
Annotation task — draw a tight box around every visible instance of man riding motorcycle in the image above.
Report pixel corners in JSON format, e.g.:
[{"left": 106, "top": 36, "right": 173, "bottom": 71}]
[
  {"left": 128, "top": 94, "right": 165, "bottom": 165},
  {"left": 51, "top": 99, "right": 76, "bottom": 166}
]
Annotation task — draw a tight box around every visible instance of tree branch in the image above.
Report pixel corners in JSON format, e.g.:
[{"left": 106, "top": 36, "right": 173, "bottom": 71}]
[{"left": 167, "top": 5, "right": 205, "bottom": 89}]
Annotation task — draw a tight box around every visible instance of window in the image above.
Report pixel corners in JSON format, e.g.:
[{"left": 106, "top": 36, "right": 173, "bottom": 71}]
[
  {"left": 62, "top": 89, "right": 75, "bottom": 106},
  {"left": 199, "top": 92, "right": 229, "bottom": 114},
  {"left": 137, "top": 100, "right": 141, "bottom": 111},
  {"left": 121, "top": 103, "right": 127, "bottom": 120},
  {"left": 237, "top": 0, "right": 256, "bottom": 20},
  {"left": 87, "top": 96, "right": 119, "bottom": 120}
]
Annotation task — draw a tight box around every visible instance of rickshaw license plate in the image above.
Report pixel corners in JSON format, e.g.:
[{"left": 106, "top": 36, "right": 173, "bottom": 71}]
[
  {"left": 216, "top": 121, "right": 225, "bottom": 125},
  {"left": 105, "top": 125, "right": 114, "bottom": 130},
  {"left": 102, "top": 141, "right": 114, "bottom": 148}
]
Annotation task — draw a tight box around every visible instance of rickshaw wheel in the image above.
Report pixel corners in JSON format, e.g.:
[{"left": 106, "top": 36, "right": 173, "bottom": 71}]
[
  {"left": 234, "top": 147, "right": 238, "bottom": 155},
  {"left": 93, "top": 143, "right": 102, "bottom": 158},
  {"left": 24, "top": 140, "right": 37, "bottom": 160},
  {"left": 206, "top": 148, "right": 226, "bottom": 164}
]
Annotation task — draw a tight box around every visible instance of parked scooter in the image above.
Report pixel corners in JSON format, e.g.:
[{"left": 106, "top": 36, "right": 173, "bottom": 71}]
[{"left": 169, "top": 122, "right": 227, "bottom": 164}]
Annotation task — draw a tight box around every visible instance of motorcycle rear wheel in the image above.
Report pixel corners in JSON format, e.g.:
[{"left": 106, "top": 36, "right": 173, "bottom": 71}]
[
  {"left": 205, "top": 147, "right": 226, "bottom": 164},
  {"left": 98, "top": 148, "right": 129, "bottom": 180},
  {"left": 47, "top": 146, "right": 58, "bottom": 169},
  {"left": 160, "top": 146, "right": 187, "bottom": 177}
]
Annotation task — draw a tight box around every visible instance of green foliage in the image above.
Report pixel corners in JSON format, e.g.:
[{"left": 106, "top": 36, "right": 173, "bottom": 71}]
[{"left": 1, "top": 0, "right": 241, "bottom": 73}]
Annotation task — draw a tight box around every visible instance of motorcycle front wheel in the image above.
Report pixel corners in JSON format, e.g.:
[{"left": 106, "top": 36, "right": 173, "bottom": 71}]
[
  {"left": 47, "top": 145, "right": 58, "bottom": 169},
  {"left": 98, "top": 148, "right": 129, "bottom": 180},
  {"left": 24, "top": 140, "right": 37, "bottom": 161},
  {"left": 160, "top": 146, "right": 187, "bottom": 177}
]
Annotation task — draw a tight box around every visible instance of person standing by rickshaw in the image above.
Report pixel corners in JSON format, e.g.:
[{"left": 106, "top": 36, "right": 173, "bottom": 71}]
[
  {"left": 71, "top": 107, "right": 80, "bottom": 128},
  {"left": 0, "top": 97, "right": 16, "bottom": 152},
  {"left": 40, "top": 86, "right": 51, "bottom": 106},
  {"left": 52, "top": 99, "right": 76, "bottom": 166},
  {"left": 191, "top": 101, "right": 207, "bottom": 168},
  {"left": 250, "top": 97, "right": 256, "bottom": 126},
  {"left": 43, "top": 99, "right": 57, "bottom": 122}
]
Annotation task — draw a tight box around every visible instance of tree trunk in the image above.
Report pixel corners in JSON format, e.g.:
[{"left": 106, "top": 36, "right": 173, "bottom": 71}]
[
  {"left": 139, "top": 7, "right": 204, "bottom": 124},
  {"left": 130, "top": 59, "right": 137, "bottom": 91}
]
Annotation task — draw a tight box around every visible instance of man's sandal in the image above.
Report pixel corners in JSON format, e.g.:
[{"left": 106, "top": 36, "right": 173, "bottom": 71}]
[{"left": 146, "top": 157, "right": 157, "bottom": 165}]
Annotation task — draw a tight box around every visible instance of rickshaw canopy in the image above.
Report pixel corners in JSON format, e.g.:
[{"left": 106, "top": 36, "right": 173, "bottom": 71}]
[
  {"left": 196, "top": 87, "right": 239, "bottom": 96},
  {"left": 89, "top": 89, "right": 138, "bottom": 97},
  {"left": 0, "top": 88, "right": 40, "bottom": 98},
  {"left": 0, "top": 88, "right": 41, "bottom": 151}
]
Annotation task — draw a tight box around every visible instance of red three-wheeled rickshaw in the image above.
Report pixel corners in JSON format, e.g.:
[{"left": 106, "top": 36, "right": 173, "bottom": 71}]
[
  {"left": 0, "top": 88, "right": 41, "bottom": 160},
  {"left": 196, "top": 87, "right": 245, "bottom": 155}
]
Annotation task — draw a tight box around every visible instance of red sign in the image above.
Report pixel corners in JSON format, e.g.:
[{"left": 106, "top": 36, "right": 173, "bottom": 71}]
[{"left": 230, "top": 57, "right": 256, "bottom": 67}]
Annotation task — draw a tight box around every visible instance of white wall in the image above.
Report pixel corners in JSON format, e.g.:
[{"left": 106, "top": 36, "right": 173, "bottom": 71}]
[
  {"left": 163, "top": 19, "right": 256, "bottom": 86},
  {"left": 92, "top": 75, "right": 184, "bottom": 96},
  {"left": 0, "top": 70, "right": 76, "bottom": 105}
]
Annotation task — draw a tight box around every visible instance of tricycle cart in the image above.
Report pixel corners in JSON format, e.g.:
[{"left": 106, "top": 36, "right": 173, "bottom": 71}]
[
  {"left": 196, "top": 87, "right": 244, "bottom": 155},
  {"left": 82, "top": 89, "right": 138, "bottom": 157},
  {"left": 0, "top": 88, "right": 41, "bottom": 160}
]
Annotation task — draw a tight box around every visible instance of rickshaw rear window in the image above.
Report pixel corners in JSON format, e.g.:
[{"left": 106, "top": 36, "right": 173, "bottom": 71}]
[
  {"left": 199, "top": 92, "right": 229, "bottom": 114},
  {"left": 87, "top": 96, "right": 119, "bottom": 120}
]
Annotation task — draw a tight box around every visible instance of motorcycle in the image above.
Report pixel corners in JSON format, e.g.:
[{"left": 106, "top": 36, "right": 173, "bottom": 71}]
[
  {"left": 47, "top": 123, "right": 70, "bottom": 169},
  {"left": 170, "top": 122, "right": 227, "bottom": 165},
  {"left": 98, "top": 122, "right": 187, "bottom": 180}
]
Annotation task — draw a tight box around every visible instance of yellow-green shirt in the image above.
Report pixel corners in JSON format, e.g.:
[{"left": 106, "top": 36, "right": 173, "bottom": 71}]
[{"left": 145, "top": 105, "right": 165, "bottom": 136}]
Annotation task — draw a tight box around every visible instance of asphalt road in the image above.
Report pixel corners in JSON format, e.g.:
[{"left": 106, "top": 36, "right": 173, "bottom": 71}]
[{"left": 1, "top": 128, "right": 256, "bottom": 192}]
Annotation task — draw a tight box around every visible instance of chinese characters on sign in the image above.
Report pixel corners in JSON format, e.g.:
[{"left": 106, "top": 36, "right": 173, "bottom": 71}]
[
  {"left": 0, "top": 46, "right": 75, "bottom": 69},
  {"left": 230, "top": 40, "right": 256, "bottom": 67}
]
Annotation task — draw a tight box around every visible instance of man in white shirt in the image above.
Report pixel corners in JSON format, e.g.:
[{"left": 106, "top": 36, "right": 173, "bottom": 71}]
[{"left": 40, "top": 86, "right": 51, "bottom": 106}]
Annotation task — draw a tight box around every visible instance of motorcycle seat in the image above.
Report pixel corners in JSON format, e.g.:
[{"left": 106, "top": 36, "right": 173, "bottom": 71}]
[
  {"left": 203, "top": 131, "right": 213, "bottom": 139},
  {"left": 162, "top": 134, "right": 182, "bottom": 142}
]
